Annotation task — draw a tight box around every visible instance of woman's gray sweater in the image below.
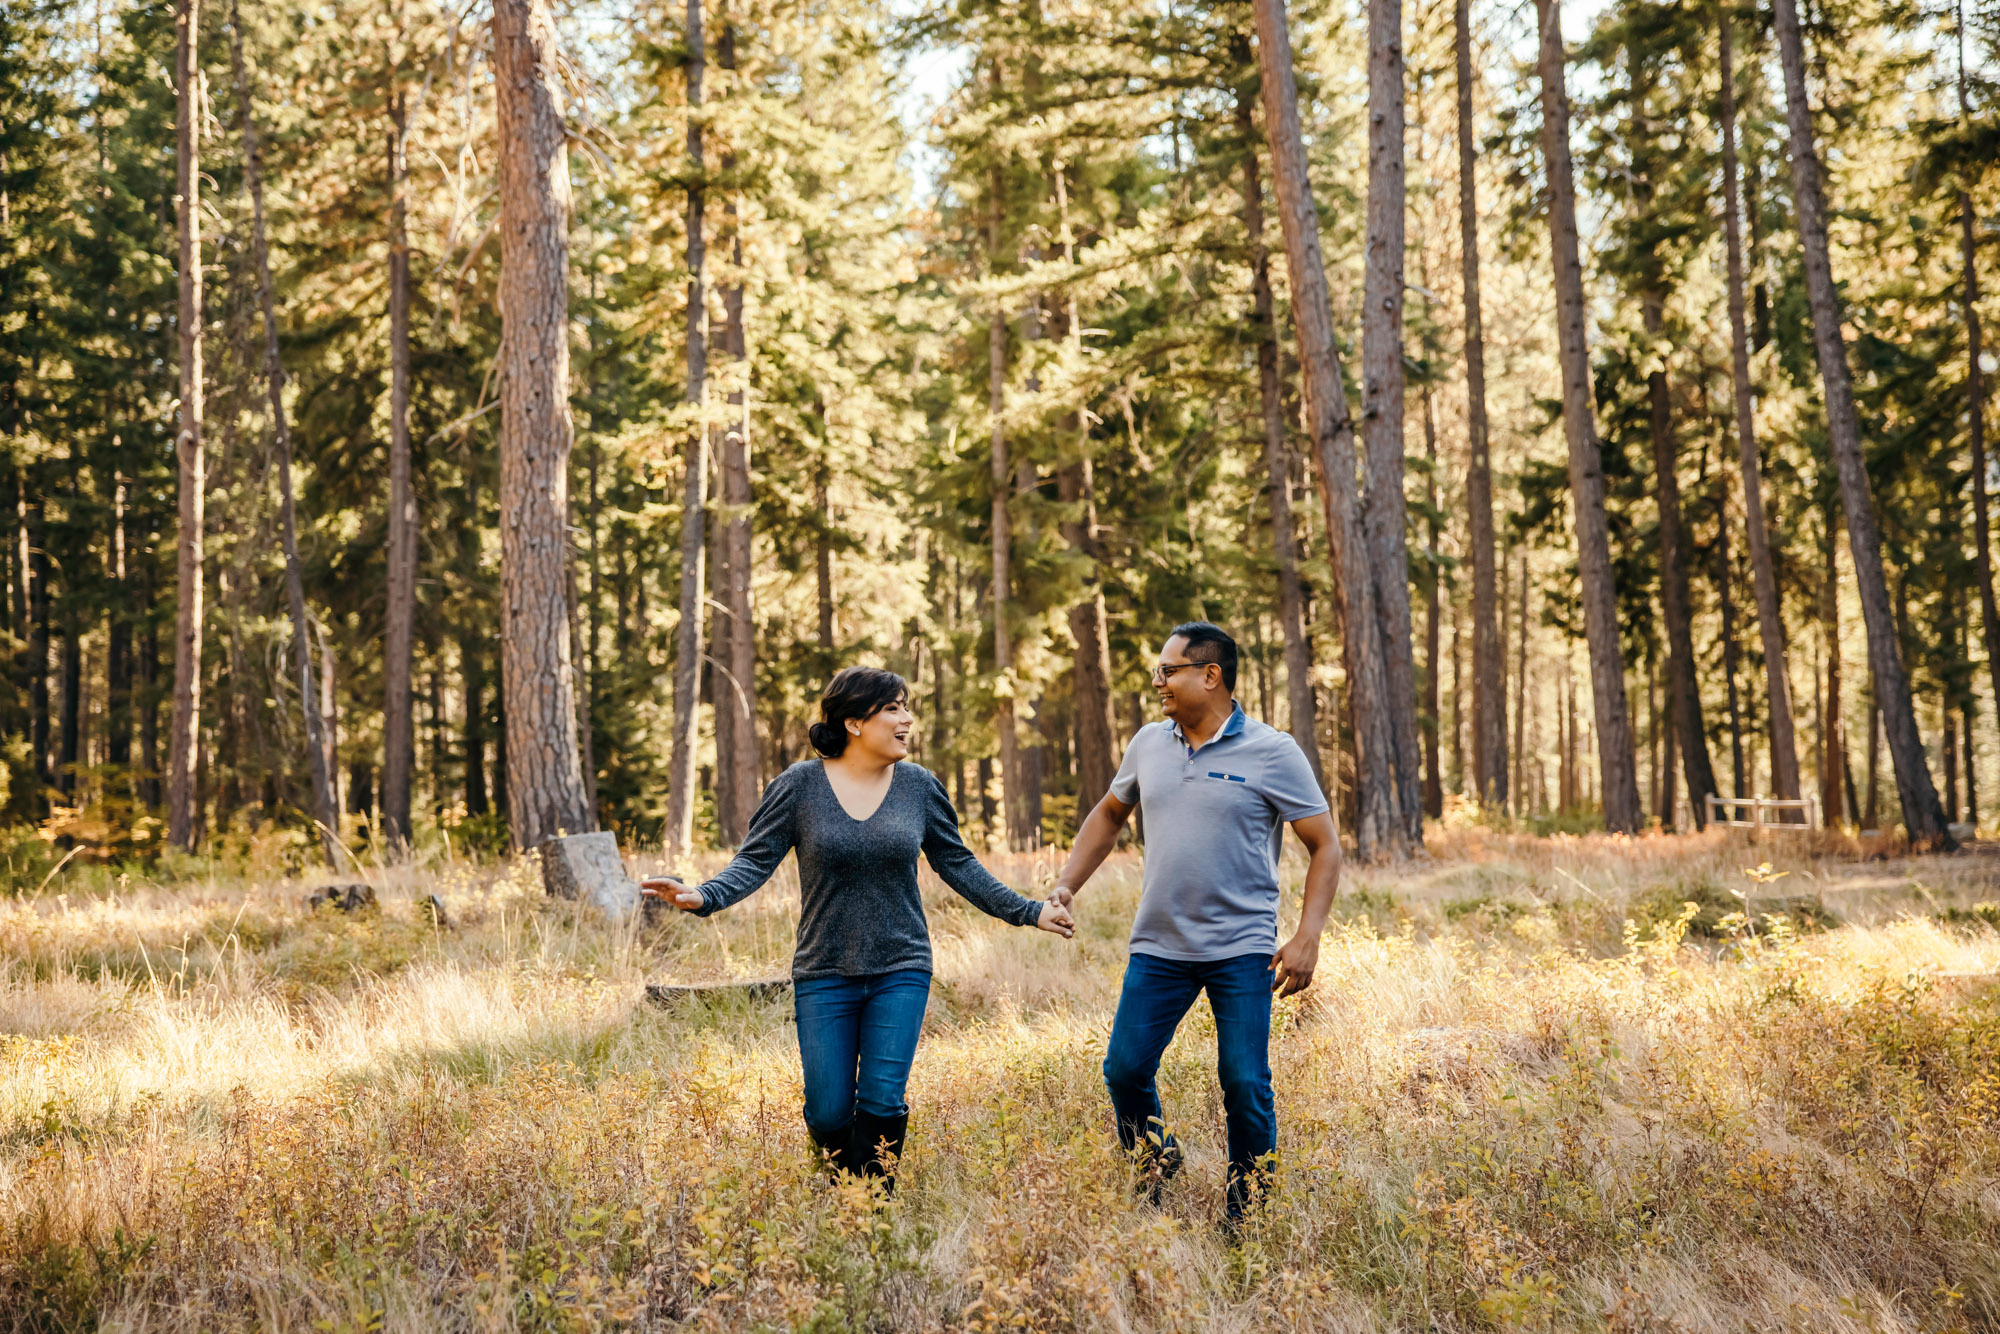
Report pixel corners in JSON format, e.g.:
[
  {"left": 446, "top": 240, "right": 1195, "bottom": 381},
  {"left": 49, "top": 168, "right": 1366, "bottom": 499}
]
[{"left": 693, "top": 760, "right": 1045, "bottom": 978}]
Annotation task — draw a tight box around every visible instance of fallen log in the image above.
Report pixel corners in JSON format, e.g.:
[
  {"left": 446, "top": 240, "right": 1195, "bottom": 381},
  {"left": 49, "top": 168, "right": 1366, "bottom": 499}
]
[{"left": 645, "top": 977, "right": 793, "bottom": 1007}]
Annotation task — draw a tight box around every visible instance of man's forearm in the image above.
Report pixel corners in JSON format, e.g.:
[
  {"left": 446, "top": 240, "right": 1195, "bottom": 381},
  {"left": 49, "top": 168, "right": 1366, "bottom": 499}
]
[
  {"left": 1056, "top": 799, "right": 1127, "bottom": 894},
  {"left": 1293, "top": 847, "right": 1340, "bottom": 937}
]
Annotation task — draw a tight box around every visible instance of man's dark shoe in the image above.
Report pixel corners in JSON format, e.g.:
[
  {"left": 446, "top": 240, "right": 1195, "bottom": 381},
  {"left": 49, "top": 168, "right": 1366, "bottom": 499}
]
[{"left": 1133, "top": 1137, "right": 1184, "bottom": 1207}]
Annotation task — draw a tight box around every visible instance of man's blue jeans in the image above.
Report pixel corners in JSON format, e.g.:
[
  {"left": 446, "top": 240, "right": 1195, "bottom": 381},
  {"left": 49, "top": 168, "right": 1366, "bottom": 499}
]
[
  {"left": 793, "top": 970, "right": 931, "bottom": 1137},
  {"left": 1103, "top": 951, "right": 1276, "bottom": 1218}
]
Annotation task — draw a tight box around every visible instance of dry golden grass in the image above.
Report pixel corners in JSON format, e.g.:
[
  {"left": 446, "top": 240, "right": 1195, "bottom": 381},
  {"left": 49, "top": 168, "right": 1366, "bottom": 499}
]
[{"left": 2, "top": 830, "right": 1999, "bottom": 1332}]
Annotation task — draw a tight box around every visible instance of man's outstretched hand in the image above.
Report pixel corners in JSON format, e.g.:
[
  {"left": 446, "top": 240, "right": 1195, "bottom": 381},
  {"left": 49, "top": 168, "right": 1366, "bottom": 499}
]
[
  {"left": 1270, "top": 932, "right": 1319, "bottom": 997},
  {"left": 639, "top": 876, "right": 703, "bottom": 912}
]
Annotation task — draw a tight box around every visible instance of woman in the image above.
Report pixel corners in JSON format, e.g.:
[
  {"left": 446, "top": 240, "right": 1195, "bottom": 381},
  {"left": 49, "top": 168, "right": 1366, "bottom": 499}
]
[{"left": 643, "top": 666, "right": 1073, "bottom": 1193}]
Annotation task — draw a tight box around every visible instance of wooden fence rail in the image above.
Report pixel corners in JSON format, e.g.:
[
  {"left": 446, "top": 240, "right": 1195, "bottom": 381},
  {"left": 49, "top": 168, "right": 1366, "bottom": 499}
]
[{"left": 1703, "top": 793, "right": 1821, "bottom": 831}]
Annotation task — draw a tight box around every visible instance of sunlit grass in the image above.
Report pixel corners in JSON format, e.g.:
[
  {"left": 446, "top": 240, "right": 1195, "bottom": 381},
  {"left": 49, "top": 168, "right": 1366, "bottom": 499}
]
[{"left": 2, "top": 831, "right": 1998, "bottom": 1330}]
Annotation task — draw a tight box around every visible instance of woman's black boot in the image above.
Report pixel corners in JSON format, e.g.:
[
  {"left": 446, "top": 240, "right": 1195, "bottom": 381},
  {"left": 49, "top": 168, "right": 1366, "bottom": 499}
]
[
  {"left": 848, "top": 1110, "right": 908, "bottom": 1196},
  {"left": 809, "top": 1120, "right": 857, "bottom": 1180}
]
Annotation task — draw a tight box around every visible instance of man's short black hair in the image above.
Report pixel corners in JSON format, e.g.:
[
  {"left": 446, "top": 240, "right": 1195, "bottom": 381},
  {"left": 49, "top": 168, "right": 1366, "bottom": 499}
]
[{"left": 1168, "top": 621, "right": 1238, "bottom": 692}]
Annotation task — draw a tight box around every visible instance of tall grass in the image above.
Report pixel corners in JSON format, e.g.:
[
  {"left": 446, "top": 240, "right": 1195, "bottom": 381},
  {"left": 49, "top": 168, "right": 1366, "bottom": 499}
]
[{"left": 2, "top": 832, "right": 1997, "bottom": 1331}]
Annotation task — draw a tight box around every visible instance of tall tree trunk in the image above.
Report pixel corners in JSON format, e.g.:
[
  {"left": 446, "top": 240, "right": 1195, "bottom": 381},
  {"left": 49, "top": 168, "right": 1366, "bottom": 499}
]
[
  {"left": 493, "top": 0, "right": 592, "bottom": 850},
  {"left": 106, "top": 474, "right": 131, "bottom": 771},
  {"left": 1455, "top": 0, "right": 1505, "bottom": 810},
  {"left": 1253, "top": 0, "right": 1402, "bottom": 859},
  {"left": 988, "top": 149, "right": 1019, "bottom": 850},
  {"left": 1820, "top": 511, "right": 1846, "bottom": 826},
  {"left": 1235, "top": 78, "right": 1323, "bottom": 794},
  {"left": 229, "top": 0, "right": 340, "bottom": 866},
  {"left": 708, "top": 456, "right": 735, "bottom": 838},
  {"left": 1772, "top": 0, "right": 1952, "bottom": 847},
  {"left": 665, "top": 0, "right": 707, "bottom": 861},
  {"left": 1513, "top": 546, "right": 1527, "bottom": 816},
  {"left": 27, "top": 495, "right": 48, "bottom": 803},
  {"left": 1719, "top": 9, "right": 1801, "bottom": 803},
  {"left": 1644, "top": 294, "right": 1718, "bottom": 828},
  {"left": 168, "top": 0, "right": 205, "bottom": 849},
  {"left": 1060, "top": 458, "right": 1116, "bottom": 813},
  {"left": 1714, "top": 470, "right": 1747, "bottom": 797},
  {"left": 714, "top": 10, "right": 758, "bottom": 845},
  {"left": 1535, "top": 0, "right": 1641, "bottom": 832},
  {"left": 1363, "top": 0, "right": 1422, "bottom": 844},
  {"left": 1865, "top": 686, "right": 1880, "bottom": 828},
  {"left": 57, "top": 612, "right": 79, "bottom": 794},
  {"left": 462, "top": 634, "right": 487, "bottom": 816},
  {"left": 1963, "top": 695, "right": 1978, "bottom": 827},
  {"left": 1954, "top": 6, "right": 2000, "bottom": 735},
  {"left": 815, "top": 455, "right": 834, "bottom": 656},
  {"left": 382, "top": 84, "right": 418, "bottom": 852},
  {"left": 1421, "top": 386, "right": 1442, "bottom": 818}
]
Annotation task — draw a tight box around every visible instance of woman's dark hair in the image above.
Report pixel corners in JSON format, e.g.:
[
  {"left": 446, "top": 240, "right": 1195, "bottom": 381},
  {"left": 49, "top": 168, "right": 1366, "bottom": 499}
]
[{"left": 808, "top": 666, "right": 910, "bottom": 757}]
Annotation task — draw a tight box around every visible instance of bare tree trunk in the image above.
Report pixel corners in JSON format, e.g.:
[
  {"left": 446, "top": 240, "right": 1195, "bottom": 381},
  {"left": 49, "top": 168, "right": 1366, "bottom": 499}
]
[
  {"left": 1455, "top": 0, "right": 1505, "bottom": 810},
  {"left": 1422, "top": 386, "right": 1442, "bottom": 818},
  {"left": 493, "top": 0, "right": 591, "bottom": 850},
  {"left": 1952, "top": 8, "right": 2000, "bottom": 739},
  {"left": 1235, "top": 78, "right": 1323, "bottom": 795},
  {"left": 1820, "top": 511, "right": 1847, "bottom": 826},
  {"left": 168, "top": 0, "right": 205, "bottom": 850},
  {"left": 715, "top": 10, "right": 758, "bottom": 845},
  {"left": 382, "top": 83, "right": 418, "bottom": 852},
  {"left": 1253, "top": 0, "right": 1402, "bottom": 859},
  {"left": 665, "top": 0, "right": 707, "bottom": 861},
  {"left": 106, "top": 475, "right": 131, "bottom": 772},
  {"left": 1535, "top": 0, "right": 1641, "bottom": 833},
  {"left": 1363, "top": 0, "right": 1422, "bottom": 845},
  {"left": 1865, "top": 686, "right": 1881, "bottom": 828},
  {"left": 1513, "top": 546, "right": 1527, "bottom": 817},
  {"left": 1060, "top": 458, "right": 1116, "bottom": 813},
  {"left": 1773, "top": 0, "right": 1951, "bottom": 847},
  {"left": 1643, "top": 294, "right": 1718, "bottom": 828},
  {"left": 708, "top": 455, "right": 735, "bottom": 838},
  {"left": 229, "top": 0, "right": 340, "bottom": 867},
  {"left": 815, "top": 455, "right": 834, "bottom": 655},
  {"left": 1719, "top": 10, "right": 1801, "bottom": 803},
  {"left": 1714, "top": 470, "right": 1747, "bottom": 797},
  {"left": 988, "top": 149, "right": 1019, "bottom": 850}
]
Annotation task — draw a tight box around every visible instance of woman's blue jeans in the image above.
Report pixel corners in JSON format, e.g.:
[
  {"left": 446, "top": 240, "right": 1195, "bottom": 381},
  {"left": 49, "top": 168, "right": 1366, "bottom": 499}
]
[{"left": 793, "top": 969, "right": 931, "bottom": 1136}]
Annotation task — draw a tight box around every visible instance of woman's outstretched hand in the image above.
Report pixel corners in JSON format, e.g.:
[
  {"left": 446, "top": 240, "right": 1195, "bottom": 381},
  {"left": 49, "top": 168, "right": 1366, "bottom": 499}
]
[
  {"left": 1036, "top": 896, "right": 1075, "bottom": 939},
  {"left": 639, "top": 876, "right": 703, "bottom": 911}
]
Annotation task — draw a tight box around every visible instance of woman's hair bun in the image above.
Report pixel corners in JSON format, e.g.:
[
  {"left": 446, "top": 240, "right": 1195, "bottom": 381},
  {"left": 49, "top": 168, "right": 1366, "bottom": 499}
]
[{"left": 807, "top": 720, "right": 847, "bottom": 757}]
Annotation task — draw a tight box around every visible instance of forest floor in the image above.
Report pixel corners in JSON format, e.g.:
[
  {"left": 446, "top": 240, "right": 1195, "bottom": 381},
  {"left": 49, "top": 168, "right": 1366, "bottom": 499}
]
[{"left": 3, "top": 827, "right": 1999, "bottom": 1332}]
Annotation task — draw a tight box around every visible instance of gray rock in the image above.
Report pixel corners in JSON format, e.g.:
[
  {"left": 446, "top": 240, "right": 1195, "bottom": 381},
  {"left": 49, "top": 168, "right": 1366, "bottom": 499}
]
[{"left": 540, "top": 831, "right": 641, "bottom": 923}]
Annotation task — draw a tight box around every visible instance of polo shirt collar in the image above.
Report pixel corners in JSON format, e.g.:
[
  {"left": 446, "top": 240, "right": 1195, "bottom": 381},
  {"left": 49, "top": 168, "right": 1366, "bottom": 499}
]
[{"left": 1171, "top": 701, "right": 1246, "bottom": 752}]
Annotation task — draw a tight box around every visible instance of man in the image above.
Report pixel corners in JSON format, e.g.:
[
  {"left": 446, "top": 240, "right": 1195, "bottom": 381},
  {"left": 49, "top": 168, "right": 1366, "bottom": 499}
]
[{"left": 1050, "top": 621, "right": 1341, "bottom": 1223}]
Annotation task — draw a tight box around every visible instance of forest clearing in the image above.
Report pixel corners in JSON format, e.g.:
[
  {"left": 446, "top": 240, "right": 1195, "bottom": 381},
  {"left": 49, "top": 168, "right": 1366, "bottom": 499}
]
[
  {"left": 9, "top": 0, "right": 2000, "bottom": 1321},
  {"left": 2, "top": 830, "right": 1998, "bottom": 1331}
]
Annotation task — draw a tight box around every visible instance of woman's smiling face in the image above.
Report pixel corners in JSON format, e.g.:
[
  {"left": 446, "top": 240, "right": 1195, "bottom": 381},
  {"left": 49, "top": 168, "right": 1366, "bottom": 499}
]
[{"left": 848, "top": 696, "right": 914, "bottom": 762}]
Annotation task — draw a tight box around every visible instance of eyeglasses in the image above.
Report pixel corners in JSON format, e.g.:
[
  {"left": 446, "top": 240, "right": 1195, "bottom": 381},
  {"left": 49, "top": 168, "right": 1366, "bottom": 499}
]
[{"left": 1150, "top": 661, "right": 1209, "bottom": 684}]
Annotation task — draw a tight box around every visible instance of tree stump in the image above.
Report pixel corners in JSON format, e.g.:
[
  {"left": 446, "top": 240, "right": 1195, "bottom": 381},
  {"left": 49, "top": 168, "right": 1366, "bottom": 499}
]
[
  {"left": 541, "top": 832, "right": 640, "bottom": 923},
  {"left": 307, "top": 883, "right": 377, "bottom": 913}
]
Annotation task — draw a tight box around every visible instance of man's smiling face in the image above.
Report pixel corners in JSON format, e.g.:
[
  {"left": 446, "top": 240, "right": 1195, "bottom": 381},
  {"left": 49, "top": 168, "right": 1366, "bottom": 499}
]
[{"left": 1152, "top": 634, "right": 1219, "bottom": 725}]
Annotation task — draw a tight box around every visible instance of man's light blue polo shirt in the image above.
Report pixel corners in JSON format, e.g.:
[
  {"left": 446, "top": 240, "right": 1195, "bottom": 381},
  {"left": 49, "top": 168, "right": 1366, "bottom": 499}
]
[{"left": 1108, "top": 702, "right": 1329, "bottom": 961}]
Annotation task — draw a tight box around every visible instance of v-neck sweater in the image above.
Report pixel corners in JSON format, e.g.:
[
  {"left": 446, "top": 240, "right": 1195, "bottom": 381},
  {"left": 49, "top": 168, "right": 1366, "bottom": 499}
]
[{"left": 693, "top": 760, "right": 1045, "bottom": 978}]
